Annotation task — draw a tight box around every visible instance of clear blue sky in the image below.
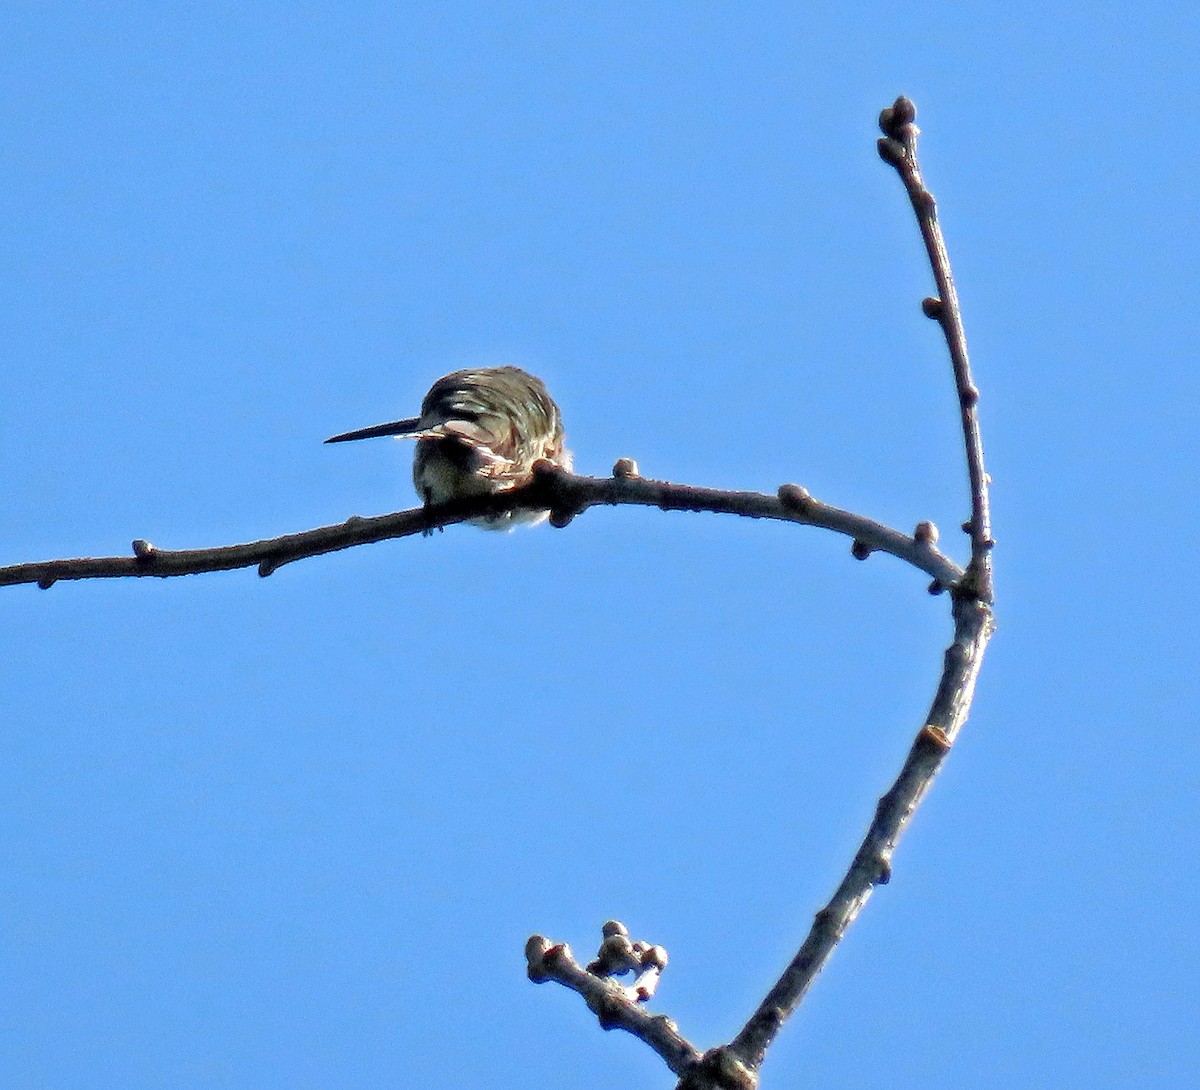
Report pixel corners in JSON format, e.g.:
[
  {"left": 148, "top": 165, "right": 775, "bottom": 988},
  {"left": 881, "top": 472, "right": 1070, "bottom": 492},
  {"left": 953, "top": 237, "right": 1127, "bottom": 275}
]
[{"left": 2, "top": 5, "right": 1196, "bottom": 1088}]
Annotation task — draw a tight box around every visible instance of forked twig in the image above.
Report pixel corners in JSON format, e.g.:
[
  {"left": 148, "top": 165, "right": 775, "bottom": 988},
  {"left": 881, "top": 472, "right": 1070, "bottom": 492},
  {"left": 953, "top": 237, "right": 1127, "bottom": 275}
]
[{"left": 525, "top": 927, "right": 700, "bottom": 1076}]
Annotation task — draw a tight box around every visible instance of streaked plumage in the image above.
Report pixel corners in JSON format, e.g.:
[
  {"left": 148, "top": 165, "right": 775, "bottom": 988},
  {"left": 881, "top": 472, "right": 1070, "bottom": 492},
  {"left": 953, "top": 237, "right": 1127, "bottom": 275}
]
[{"left": 326, "top": 366, "right": 571, "bottom": 529}]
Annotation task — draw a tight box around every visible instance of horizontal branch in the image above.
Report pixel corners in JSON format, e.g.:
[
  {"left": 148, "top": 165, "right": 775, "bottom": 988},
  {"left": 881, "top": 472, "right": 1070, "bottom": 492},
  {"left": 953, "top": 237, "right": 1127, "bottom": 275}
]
[{"left": 0, "top": 462, "right": 964, "bottom": 591}]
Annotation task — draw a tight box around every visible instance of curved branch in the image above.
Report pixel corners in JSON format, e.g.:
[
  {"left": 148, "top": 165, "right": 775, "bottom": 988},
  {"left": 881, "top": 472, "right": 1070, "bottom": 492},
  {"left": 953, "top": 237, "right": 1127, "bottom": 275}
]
[
  {"left": 698, "top": 96, "right": 997, "bottom": 1085},
  {"left": 0, "top": 463, "right": 963, "bottom": 590},
  {"left": 878, "top": 96, "right": 994, "bottom": 602},
  {"left": 726, "top": 593, "right": 993, "bottom": 1072}
]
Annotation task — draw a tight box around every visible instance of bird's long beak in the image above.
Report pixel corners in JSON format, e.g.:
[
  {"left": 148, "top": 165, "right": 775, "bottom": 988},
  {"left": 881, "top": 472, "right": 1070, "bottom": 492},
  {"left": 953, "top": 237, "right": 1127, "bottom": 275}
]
[{"left": 324, "top": 417, "right": 422, "bottom": 444}]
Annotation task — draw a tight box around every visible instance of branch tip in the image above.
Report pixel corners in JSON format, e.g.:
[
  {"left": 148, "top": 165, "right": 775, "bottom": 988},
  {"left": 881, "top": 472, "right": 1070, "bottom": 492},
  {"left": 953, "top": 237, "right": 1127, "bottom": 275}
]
[
  {"left": 525, "top": 936, "right": 554, "bottom": 981},
  {"left": 893, "top": 95, "right": 917, "bottom": 123},
  {"left": 878, "top": 95, "right": 917, "bottom": 137},
  {"left": 525, "top": 934, "right": 547, "bottom": 955},
  {"left": 591, "top": 993, "right": 625, "bottom": 1030}
]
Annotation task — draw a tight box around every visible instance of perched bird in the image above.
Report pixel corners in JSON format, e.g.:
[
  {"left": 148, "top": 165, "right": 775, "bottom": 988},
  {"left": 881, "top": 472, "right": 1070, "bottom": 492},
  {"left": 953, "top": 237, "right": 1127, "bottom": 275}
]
[{"left": 325, "top": 366, "right": 572, "bottom": 529}]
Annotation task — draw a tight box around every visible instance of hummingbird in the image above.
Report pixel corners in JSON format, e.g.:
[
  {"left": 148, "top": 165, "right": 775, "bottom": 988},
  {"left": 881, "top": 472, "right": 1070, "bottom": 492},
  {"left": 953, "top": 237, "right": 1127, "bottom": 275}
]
[{"left": 325, "top": 366, "right": 572, "bottom": 529}]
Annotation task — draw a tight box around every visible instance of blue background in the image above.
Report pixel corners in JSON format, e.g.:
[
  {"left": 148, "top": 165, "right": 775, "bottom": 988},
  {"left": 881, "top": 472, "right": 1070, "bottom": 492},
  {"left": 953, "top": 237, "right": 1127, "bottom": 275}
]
[{"left": 3, "top": 5, "right": 1196, "bottom": 1088}]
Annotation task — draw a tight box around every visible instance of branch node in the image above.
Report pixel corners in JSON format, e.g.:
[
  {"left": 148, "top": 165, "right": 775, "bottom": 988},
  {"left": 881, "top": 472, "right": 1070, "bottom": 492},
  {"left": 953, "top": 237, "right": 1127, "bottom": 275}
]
[
  {"left": 961, "top": 384, "right": 980, "bottom": 408},
  {"left": 927, "top": 579, "right": 947, "bottom": 596},
  {"left": 548, "top": 508, "right": 576, "bottom": 529},
  {"left": 678, "top": 1047, "right": 759, "bottom": 1090},
  {"left": 877, "top": 857, "right": 893, "bottom": 885},
  {"left": 531, "top": 458, "right": 563, "bottom": 481},
  {"left": 131, "top": 539, "right": 156, "bottom": 558},
  {"left": 921, "top": 296, "right": 943, "bottom": 320},
  {"left": 920, "top": 723, "right": 953, "bottom": 751},
  {"left": 776, "top": 483, "right": 813, "bottom": 514},
  {"left": 37, "top": 576, "right": 55, "bottom": 590},
  {"left": 613, "top": 457, "right": 640, "bottom": 480},
  {"left": 589, "top": 990, "right": 626, "bottom": 1030},
  {"left": 851, "top": 540, "right": 872, "bottom": 561},
  {"left": 914, "top": 520, "right": 939, "bottom": 545},
  {"left": 257, "top": 557, "right": 280, "bottom": 578}
]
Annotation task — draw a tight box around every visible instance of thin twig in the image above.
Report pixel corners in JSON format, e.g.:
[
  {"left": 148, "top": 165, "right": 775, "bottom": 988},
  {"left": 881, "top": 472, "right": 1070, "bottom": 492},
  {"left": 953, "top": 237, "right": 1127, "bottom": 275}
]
[
  {"left": 877, "top": 95, "right": 994, "bottom": 602},
  {"left": 0, "top": 463, "right": 962, "bottom": 591},
  {"left": 526, "top": 927, "right": 703, "bottom": 1077}
]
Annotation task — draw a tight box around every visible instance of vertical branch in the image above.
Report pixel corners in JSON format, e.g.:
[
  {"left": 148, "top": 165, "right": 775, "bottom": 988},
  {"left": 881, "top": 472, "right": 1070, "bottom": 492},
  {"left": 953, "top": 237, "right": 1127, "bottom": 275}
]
[
  {"left": 712, "top": 98, "right": 998, "bottom": 1084},
  {"left": 878, "top": 96, "right": 994, "bottom": 603},
  {"left": 725, "top": 596, "right": 993, "bottom": 1074}
]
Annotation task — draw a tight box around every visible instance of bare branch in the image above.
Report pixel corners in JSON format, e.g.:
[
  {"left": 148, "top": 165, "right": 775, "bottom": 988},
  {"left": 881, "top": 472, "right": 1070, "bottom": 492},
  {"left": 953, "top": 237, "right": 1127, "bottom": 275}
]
[
  {"left": 0, "top": 463, "right": 962, "bottom": 591},
  {"left": 878, "top": 95, "right": 994, "bottom": 602},
  {"left": 727, "top": 594, "right": 994, "bottom": 1071},
  {"left": 706, "top": 95, "right": 998, "bottom": 1082}
]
